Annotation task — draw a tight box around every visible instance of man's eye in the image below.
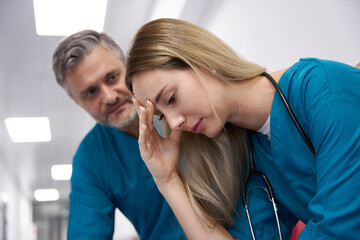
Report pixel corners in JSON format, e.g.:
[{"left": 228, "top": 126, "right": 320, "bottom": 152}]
[
  {"left": 168, "top": 93, "right": 175, "bottom": 105},
  {"left": 108, "top": 74, "right": 118, "bottom": 83},
  {"left": 88, "top": 89, "right": 96, "bottom": 96},
  {"left": 83, "top": 88, "right": 97, "bottom": 98},
  {"left": 158, "top": 114, "right": 165, "bottom": 121}
]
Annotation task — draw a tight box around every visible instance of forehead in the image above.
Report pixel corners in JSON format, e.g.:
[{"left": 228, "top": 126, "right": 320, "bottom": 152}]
[
  {"left": 132, "top": 68, "right": 204, "bottom": 104},
  {"left": 132, "top": 69, "right": 167, "bottom": 104}
]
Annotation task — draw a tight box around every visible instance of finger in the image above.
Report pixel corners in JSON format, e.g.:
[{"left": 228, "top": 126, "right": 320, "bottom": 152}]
[
  {"left": 138, "top": 105, "right": 148, "bottom": 136},
  {"left": 138, "top": 123, "right": 149, "bottom": 160},
  {"left": 141, "top": 104, "right": 149, "bottom": 131},
  {"left": 133, "top": 96, "right": 145, "bottom": 135},
  {"left": 137, "top": 105, "right": 144, "bottom": 134},
  {"left": 132, "top": 96, "right": 142, "bottom": 114},
  {"left": 146, "top": 99, "right": 155, "bottom": 132}
]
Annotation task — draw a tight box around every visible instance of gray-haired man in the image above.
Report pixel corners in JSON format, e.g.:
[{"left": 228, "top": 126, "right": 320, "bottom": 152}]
[{"left": 53, "top": 30, "right": 185, "bottom": 240}]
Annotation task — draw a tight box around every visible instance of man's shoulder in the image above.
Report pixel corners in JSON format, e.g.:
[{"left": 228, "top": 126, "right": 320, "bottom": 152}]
[
  {"left": 81, "top": 123, "right": 130, "bottom": 143},
  {"left": 78, "top": 123, "right": 109, "bottom": 146},
  {"left": 75, "top": 123, "right": 139, "bottom": 157}
]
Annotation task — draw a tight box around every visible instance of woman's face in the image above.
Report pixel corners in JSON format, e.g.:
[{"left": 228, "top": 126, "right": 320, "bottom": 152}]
[{"left": 131, "top": 68, "right": 227, "bottom": 138}]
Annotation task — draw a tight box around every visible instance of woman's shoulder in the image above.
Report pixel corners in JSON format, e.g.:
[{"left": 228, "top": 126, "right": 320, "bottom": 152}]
[
  {"left": 281, "top": 58, "right": 360, "bottom": 98},
  {"left": 288, "top": 58, "right": 359, "bottom": 85}
]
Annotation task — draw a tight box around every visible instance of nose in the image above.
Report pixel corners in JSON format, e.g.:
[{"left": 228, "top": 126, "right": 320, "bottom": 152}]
[
  {"left": 102, "top": 86, "right": 117, "bottom": 105},
  {"left": 166, "top": 112, "right": 185, "bottom": 131}
]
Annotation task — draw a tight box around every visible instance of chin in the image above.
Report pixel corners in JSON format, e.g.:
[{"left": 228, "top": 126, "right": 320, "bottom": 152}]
[
  {"left": 102, "top": 106, "right": 137, "bottom": 127},
  {"left": 204, "top": 130, "right": 219, "bottom": 139},
  {"left": 112, "top": 109, "right": 137, "bottom": 128},
  {"left": 206, "top": 126, "right": 224, "bottom": 139}
]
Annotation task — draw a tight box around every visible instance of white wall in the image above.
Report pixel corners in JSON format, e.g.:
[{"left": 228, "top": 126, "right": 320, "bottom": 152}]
[
  {"left": 205, "top": 0, "right": 360, "bottom": 72},
  {"left": 0, "top": 165, "right": 34, "bottom": 240},
  {"left": 0, "top": 99, "right": 34, "bottom": 239}
]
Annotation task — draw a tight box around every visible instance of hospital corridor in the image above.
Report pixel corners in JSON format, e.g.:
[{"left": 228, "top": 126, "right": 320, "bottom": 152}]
[{"left": 0, "top": 0, "right": 359, "bottom": 239}]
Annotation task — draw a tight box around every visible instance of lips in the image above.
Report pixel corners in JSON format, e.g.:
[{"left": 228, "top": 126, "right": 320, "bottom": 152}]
[
  {"left": 191, "top": 118, "right": 203, "bottom": 133},
  {"left": 107, "top": 102, "right": 126, "bottom": 115}
]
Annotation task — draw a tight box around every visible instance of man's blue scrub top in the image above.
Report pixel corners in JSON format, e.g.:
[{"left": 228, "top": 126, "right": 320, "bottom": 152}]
[{"left": 68, "top": 124, "right": 185, "bottom": 239}]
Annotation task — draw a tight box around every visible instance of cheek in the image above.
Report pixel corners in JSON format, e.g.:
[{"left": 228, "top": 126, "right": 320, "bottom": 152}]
[
  {"left": 83, "top": 103, "right": 99, "bottom": 114},
  {"left": 77, "top": 97, "right": 101, "bottom": 112},
  {"left": 191, "top": 92, "right": 213, "bottom": 112}
]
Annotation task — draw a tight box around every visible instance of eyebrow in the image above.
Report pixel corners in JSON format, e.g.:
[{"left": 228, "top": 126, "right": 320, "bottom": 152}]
[{"left": 155, "top": 85, "right": 167, "bottom": 104}]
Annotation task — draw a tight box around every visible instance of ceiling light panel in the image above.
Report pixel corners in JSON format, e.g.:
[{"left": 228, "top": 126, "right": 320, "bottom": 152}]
[
  {"left": 5, "top": 117, "right": 51, "bottom": 143},
  {"left": 34, "top": 189, "right": 59, "bottom": 202},
  {"left": 33, "top": 0, "right": 108, "bottom": 36},
  {"left": 51, "top": 164, "right": 72, "bottom": 180}
]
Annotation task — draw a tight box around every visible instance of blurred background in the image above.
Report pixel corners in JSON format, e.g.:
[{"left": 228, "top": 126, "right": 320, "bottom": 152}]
[{"left": 0, "top": 0, "right": 359, "bottom": 239}]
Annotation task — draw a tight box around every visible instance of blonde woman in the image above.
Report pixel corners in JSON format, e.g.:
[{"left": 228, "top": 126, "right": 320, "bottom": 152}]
[{"left": 125, "top": 18, "right": 360, "bottom": 240}]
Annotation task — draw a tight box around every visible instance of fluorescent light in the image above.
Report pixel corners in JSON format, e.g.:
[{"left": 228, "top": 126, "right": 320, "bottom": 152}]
[
  {"left": 0, "top": 192, "right": 10, "bottom": 204},
  {"left": 34, "top": 189, "right": 59, "bottom": 202},
  {"left": 149, "top": 0, "right": 187, "bottom": 21},
  {"left": 51, "top": 164, "right": 72, "bottom": 180},
  {"left": 33, "top": 0, "right": 108, "bottom": 36},
  {"left": 5, "top": 117, "right": 51, "bottom": 143}
]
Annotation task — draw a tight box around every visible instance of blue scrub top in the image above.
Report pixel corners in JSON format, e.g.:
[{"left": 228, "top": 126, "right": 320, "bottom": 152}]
[
  {"left": 68, "top": 124, "right": 185, "bottom": 239},
  {"left": 253, "top": 58, "right": 360, "bottom": 239}
]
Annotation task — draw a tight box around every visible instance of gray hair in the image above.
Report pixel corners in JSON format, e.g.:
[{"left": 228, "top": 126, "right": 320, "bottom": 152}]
[{"left": 52, "top": 30, "right": 125, "bottom": 95}]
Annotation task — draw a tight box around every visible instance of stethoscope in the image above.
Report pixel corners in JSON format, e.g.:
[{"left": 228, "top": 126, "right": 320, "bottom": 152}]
[{"left": 241, "top": 72, "right": 316, "bottom": 240}]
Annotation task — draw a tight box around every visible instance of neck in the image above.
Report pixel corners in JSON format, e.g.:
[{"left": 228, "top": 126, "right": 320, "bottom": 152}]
[{"left": 227, "top": 69, "right": 287, "bottom": 131}]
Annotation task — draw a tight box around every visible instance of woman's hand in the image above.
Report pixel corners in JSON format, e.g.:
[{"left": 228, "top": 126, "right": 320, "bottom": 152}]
[
  {"left": 133, "top": 97, "right": 237, "bottom": 240},
  {"left": 133, "top": 97, "right": 182, "bottom": 187}
]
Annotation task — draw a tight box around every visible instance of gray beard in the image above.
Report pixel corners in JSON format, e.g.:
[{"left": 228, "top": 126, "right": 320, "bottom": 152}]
[{"left": 109, "top": 104, "right": 137, "bottom": 129}]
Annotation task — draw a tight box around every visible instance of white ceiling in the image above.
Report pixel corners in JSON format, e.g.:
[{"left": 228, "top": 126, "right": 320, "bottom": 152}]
[{"left": 0, "top": 0, "right": 221, "bottom": 201}]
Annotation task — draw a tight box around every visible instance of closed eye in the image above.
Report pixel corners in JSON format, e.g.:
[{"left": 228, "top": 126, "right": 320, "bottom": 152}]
[{"left": 168, "top": 93, "right": 175, "bottom": 105}]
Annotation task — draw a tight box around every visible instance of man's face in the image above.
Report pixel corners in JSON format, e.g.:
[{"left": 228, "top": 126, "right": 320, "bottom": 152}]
[{"left": 65, "top": 45, "right": 137, "bottom": 129}]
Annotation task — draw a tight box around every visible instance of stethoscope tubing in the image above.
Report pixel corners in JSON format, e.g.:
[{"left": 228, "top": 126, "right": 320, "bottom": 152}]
[
  {"left": 242, "top": 72, "right": 316, "bottom": 239},
  {"left": 261, "top": 72, "right": 315, "bottom": 155}
]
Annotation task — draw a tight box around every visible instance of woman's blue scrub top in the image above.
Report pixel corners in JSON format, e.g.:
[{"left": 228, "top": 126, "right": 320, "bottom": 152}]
[{"left": 252, "top": 58, "right": 360, "bottom": 239}]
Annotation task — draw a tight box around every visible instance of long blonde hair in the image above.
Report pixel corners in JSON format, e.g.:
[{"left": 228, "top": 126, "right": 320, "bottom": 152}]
[{"left": 126, "top": 18, "right": 266, "bottom": 227}]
